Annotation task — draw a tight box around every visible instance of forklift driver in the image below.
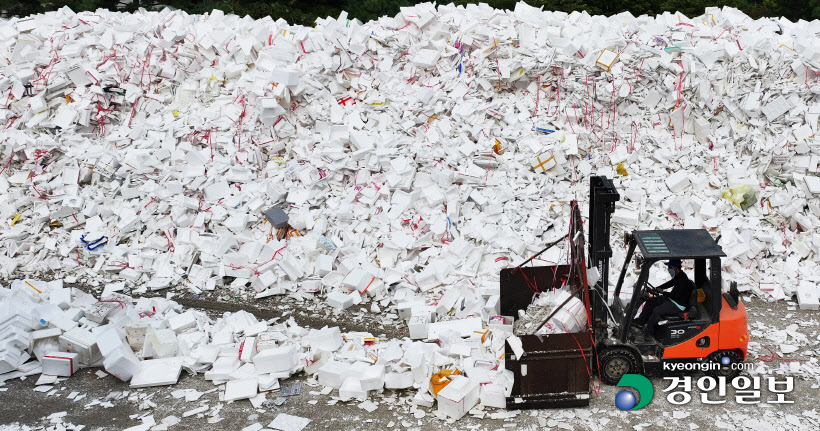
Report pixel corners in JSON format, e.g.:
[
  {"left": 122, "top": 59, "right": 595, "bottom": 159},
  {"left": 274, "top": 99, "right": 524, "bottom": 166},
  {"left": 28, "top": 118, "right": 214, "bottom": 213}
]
[{"left": 632, "top": 259, "right": 694, "bottom": 336}]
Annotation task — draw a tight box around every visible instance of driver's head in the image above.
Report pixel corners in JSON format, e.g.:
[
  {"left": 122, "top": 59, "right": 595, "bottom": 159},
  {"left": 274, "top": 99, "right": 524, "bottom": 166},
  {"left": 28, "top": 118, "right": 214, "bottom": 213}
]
[{"left": 665, "top": 259, "right": 682, "bottom": 276}]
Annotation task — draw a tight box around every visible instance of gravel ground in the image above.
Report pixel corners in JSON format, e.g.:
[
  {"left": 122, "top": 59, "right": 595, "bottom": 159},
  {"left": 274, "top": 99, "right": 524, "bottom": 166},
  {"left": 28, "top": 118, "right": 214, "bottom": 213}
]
[{"left": 0, "top": 288, "right": 818, "bottom": 431}]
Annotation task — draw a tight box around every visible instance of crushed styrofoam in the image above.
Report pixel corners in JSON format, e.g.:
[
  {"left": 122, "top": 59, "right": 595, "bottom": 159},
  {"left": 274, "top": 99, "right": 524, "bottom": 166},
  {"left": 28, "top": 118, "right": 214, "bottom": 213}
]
[{"left": 512, "top": 288, "right": 588, "bottom": 335}]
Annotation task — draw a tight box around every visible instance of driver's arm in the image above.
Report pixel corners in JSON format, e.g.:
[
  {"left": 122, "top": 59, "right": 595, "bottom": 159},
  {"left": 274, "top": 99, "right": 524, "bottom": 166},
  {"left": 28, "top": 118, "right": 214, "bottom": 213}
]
[{"left": 656, "top": 279, "right": 674, "bottom": 290}]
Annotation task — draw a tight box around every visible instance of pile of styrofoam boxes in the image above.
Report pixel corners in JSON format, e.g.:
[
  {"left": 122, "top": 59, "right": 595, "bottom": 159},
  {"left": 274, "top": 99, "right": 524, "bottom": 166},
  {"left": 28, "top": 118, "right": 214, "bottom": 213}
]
[
  {"left": 5, "top": 0, "right": 820, "bottom": 420},
  {"left": 0, "top": 304, "right": 33, "bottom": 375},
  {"left": 1, "top": 3, "right": 820, "bottom": 318}
]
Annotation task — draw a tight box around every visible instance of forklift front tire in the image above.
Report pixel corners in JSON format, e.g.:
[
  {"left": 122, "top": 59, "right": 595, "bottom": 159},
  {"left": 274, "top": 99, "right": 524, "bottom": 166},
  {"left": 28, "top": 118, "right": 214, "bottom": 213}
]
[
  {"left": 706, "top": 350, "right": 744, "bottom": 380},
  {"left": 599, "top": 347, "right": 641, "bottom": 385}
]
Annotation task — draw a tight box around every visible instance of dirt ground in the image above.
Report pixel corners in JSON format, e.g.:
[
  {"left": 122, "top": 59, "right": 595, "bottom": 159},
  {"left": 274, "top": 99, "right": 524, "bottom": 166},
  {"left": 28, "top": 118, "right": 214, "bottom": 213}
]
[{"left": 0, "top": 288, "right": 818, "bottom": 431}]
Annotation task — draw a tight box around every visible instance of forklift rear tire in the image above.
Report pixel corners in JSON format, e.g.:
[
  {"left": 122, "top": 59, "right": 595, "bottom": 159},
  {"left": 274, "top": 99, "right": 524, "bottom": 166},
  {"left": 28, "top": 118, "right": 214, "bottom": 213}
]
[
  {"left": 706, "top": 350, "right": 744, "bottom": 380},
  {"left": 599, "top": 348, "right": 641, "bottom": 385}
]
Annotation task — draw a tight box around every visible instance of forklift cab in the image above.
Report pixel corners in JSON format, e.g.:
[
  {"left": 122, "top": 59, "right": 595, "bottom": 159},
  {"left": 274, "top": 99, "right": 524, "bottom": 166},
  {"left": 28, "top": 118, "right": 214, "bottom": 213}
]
[
  {"left": 589, "top": 176, "right": 749, "bottom": 385},
  {"left": 613, "top": 230, "right": 726, "bottom": 347},
  {"left": 605, "top": 228, "right": 749, "bottom": 374}
]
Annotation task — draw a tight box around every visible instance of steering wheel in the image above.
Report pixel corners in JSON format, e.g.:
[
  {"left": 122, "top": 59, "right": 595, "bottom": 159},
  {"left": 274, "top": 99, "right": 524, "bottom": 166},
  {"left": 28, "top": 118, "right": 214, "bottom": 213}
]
[{"left": 645, "top": 283, "right": 661, "bottom": 297}]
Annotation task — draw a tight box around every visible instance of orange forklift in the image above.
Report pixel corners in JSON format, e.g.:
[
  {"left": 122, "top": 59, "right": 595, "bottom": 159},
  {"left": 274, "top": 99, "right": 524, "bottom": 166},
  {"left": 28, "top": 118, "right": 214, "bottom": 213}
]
[{"left": 502, "top": 176, "right": 750, "bottom": 408}]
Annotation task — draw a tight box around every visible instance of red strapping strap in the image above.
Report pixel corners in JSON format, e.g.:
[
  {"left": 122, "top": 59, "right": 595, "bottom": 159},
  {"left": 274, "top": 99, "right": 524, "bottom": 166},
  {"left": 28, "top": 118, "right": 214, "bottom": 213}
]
[{"left": 361, "top": 277, "right": 376, "bottom": 293}]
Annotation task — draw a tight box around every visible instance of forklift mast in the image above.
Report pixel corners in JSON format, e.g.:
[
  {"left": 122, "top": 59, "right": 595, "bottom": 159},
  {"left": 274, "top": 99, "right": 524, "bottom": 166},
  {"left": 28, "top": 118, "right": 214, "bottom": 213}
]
[{"left": 587, "top": 176, "right": 620, "bottom": 343}]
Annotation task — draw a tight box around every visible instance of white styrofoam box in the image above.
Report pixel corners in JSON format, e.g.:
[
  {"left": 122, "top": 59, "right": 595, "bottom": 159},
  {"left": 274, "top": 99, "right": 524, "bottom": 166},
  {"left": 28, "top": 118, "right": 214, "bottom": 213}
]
[
  {"left": 487, "top": 315, "right": 514, "bottom": 334},
  {"left": 804, "top": 176, "right": 820, "bottom": 194},
  {"left": 412, "top": 391, "right": 435, "bottom": 407},
  {"left": 224, "top": 378, "right": 259, "bottom": 402},
  {"left": 125, "top": 322, "right": 150, "bottom": 351},
  {"left": 42, "top": 351, "right": 80, "bottom": 376},
  {"left": 349, "top": 131, "right": 374, "bottom": 151},
  {"left": 411, "top": 49, "right": 440, "bottom": 67},
  {"left": 205, "top": 356, "right": 241, "bottom": 381},
  {"left": 252, "top": 271, "right": 278, "bottom": 293},
  {"left": 427, "top": 317, "right": 483, "bottom": 340},
  {"left": 359, "top": 365, "right": 385, "bottom": 392},
  {"left": 95, "top": 326, "right": 125, "bottom": 357},
  {"left": 130, "top": 358, "right": 183, "bottom": 388},
  {"left": 595, "top": 49, "right": 618, "bottom": 72},
  {"left": 59, "top": 327, "right": 102, "bottom": 365},
  {"left": 316, "top": 254, "right": 334, "bottom": 276},
  {"left": 103, "top": 346, "right": 141, "bottom": 382},
  {"left": 326, "top": 291, "right": 354, "bottom": 310},
  {"left": 531, "top": 151, "right": 556, "bottom": 172},
  {"left": 149, "top": 329, "right": 178, "bottom": 358},
  {"left": 408, "top": 314, "right": 430, "bottom": 340},
  {"left": 480, "top": 383, "right": 506, "bottom": 408},
  {"left": 270, "top": 68, "right": 301, "bottom": 86},
  {"left": 538, "top": 291, "right": 588, "bottom": 334},
  {"left": 436, "top": 375, "right": 480, "bottom": 420},
  {"left": 49, "top": 288, "right": 71, "bottom": 310},
  {"left": 612, "top": 208, "right": 639, "bottom": 227},
  {"left": 761, "top": 95, "right": 792, "bottom": 122},
  {"left": 31, "top": 327, "right": 61, "bottom": 343},
  {"left": 797, "top": 281, "right": 819, "bottom": 310},
  {"left": 0, "top": 349, "right": 23, "bottom": 374},
  {"left": 317, "top": 360, "right": 352, "bottom": 388},
  {"left": 665, "top": 170, "right": 691, "bottom": 192},
  {"left": 253, "top": 343, "right": 299, "bottom": 374},
  {"left": 1, "top": 330, "right": 30, "bottom": 351},
  {"left": 304, "top": 327, "right": 342, "bottom": 352},
  {"left": 339, "top": 376, "right": 367, "bottom": 401},
  {"left": 342, "top": 268, "right": 371, "bottom": 292},
  {"left": 384, "top": 371, "right": 414, "bottom": 389},
  {"left": 239, "top": 336, "right": 257, "bottom": 362},
  {"left": 168, "top": 311, "right": 197, "bottom": 333}
]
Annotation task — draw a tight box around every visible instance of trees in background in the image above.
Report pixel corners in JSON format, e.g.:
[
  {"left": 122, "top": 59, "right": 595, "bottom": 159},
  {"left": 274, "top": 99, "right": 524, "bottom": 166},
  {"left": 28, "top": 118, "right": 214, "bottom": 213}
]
[{"left": 2, "top": 1, "right": 819, "bottom": 24}]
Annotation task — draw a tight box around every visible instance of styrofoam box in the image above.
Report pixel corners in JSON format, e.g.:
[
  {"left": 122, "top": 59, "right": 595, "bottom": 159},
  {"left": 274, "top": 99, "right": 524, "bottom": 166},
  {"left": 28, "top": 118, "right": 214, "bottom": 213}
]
[
  {"left": 130, "top": 358, "right": 183, "bottom": 388},
  {"left": 42, "top": 351, "right": 80, "bottom": 377},
  {"left": 487, "top": 315, "right": 514, "bottom": 334},
  {"left": 317, "top": 360, "right": 352, "bottom": 388},
  {"left": 103, "top": 346, "right": 141, "bottom": 382},
  {"left": 360, "top": 365, "right": 385, "bottom": 392},
  {"left": 149, "top": 329, "right": 179, "bottom": 358},
  {"left": 253, "top": 343, "right": 298, "bottom": 374},
  {"left": 797, "top": 281, "right": 819, "bottom": 310},
  {"left": 437, "top": 375, "right": 480, "bottom": 420},
  {"left": 384, "top": 371, "right": 414, "bottom": 389},
  {"left": 58, "top": 327, "right": 101, "bottom": 365},
  {"left": 0, "top": 349, "right": 23, "bottom": 374},
  {"left": 408, "top": 314, "right": 430, "bottom": 340},
  {"left": 480, "top": 383, "right": 506, "bottom": 409},
  {"left": 168, "top": 311, "right": 197, "bottom": 333},
  {"left": 304, "top": 327, "right": 342, "bottom": 352}
]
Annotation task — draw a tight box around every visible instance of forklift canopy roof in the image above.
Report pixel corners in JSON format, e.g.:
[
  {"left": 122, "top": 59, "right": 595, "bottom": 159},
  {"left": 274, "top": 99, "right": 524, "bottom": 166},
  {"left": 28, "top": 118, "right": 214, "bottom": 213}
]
[{"left": 633, "top": 229, "right": 727, "bottom": 260}]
